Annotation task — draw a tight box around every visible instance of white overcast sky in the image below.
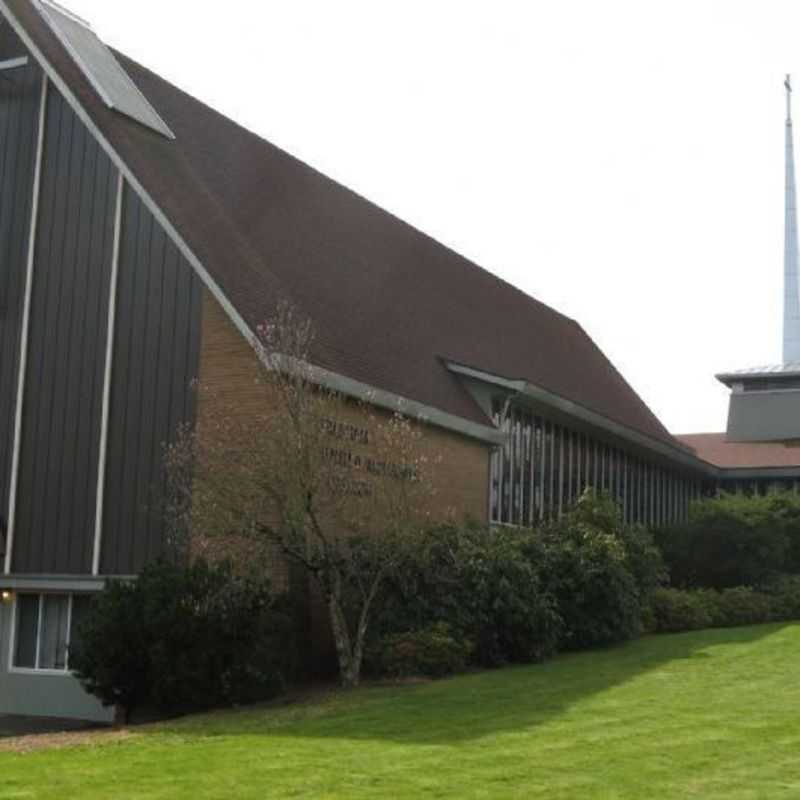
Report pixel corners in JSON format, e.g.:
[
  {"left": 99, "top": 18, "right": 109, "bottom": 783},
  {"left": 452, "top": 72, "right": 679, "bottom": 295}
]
[{"left": 63, "top": 0, "right": 800, "bottom": 434}]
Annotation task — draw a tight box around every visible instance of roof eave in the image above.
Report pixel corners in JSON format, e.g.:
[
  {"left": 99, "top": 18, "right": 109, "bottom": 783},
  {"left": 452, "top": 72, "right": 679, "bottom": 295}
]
[{"left": 446, "top": 360, "right": 715, "bottom": 474}]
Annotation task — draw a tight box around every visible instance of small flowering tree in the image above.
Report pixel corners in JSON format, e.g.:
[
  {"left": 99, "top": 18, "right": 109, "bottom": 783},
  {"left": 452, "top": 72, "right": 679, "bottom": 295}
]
[{"left": 165, "top": 301, "right": 436, "bottom": 688}]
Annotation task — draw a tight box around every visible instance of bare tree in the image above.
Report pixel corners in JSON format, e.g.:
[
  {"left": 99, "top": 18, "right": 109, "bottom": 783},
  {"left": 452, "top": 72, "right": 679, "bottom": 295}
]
[{"left": 165, "top": 301, "right": 437, "bottom": 687}]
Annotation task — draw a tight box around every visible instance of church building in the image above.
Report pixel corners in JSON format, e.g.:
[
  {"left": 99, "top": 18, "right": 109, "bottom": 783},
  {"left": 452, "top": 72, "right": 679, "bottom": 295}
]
[{"left": 0, "top": 0, "right": 798, "bottom": 721}]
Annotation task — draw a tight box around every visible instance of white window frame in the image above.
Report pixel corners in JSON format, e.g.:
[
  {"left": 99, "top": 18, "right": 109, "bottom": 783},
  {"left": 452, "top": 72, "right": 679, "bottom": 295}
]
[{"left": 8, "top": 593, "right": 79, "bottom": 676}]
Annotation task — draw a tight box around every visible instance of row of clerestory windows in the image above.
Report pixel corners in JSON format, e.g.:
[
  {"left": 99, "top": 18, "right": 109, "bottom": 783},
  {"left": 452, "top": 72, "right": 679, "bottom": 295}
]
[{"left": 489, "top": 400, "right": 704, "bottom": 527}]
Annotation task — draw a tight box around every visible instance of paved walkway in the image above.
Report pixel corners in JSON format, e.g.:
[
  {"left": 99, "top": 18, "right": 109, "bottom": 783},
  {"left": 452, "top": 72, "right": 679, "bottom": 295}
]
[{"left": 0, "top": 714, "right": 103, "bottom": 738}]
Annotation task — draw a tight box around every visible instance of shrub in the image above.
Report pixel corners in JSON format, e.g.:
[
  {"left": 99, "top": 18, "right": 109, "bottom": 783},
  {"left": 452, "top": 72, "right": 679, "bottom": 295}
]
[
  {"left": 537, "top": 491, "right": 656, "bottom": 649},
  {"left": 762, "top": 493, "right": 800, "bottom": 573},
  {"left": 70, "top": 578, "right": 149, "bottom": 718},
  {"left": 764, "top": 574, "right": 800, "bottom": 620},
  {"left": 375, "top": 493, "right": 662, "bottom": 666},
  {"left": 657, "top": 492, "right": 800, "bottom": 589},
  {"left": 651, "top": 586, "right": 776, "bottom": 633},
  {"left": 616, "top": 522, "right": 668, "bottom": 600},
  {"left": 650, "top": 588, "right": 715, "bottom": 633},
  {"left": 713, "top": 587, "right": 773, "bottom": 627},
  {"left": 71, "top": 560, "right": 296, "bottom": 720},
  {"left": 376, "top": 522, "right": 563, "bottom": 668},
  {"left": 376, "top": 623, "right": 471, "bottom": 678}
]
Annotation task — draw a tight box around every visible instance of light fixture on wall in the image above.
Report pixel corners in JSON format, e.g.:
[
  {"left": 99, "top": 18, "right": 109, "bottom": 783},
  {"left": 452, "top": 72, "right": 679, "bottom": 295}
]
[{"left": 1, "top": 591, "right": 12, "bottom": 602}]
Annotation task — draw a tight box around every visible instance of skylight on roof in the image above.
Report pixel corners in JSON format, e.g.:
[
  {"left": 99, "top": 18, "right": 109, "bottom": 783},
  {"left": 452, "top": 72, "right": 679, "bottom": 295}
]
[{"left": 35, "top": 0, "right": 175, "bottom": 139}]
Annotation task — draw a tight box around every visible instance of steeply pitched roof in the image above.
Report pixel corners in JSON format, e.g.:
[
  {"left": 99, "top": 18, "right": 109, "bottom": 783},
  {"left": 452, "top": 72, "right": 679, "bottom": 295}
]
[
  {"left": 4, "top": 0, "right": 680, "bottom": 448},
  {"left": 677, "top": 433, "right": 800, "bottom": 469}
]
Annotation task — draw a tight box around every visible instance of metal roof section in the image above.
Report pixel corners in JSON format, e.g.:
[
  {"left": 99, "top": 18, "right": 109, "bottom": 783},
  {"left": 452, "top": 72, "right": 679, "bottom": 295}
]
[
  {"left": 34, "top": 0, "right": 174, "bottom": 139},
  {"left": 716, "top": 363, "right": 800, "bottom": 385}
]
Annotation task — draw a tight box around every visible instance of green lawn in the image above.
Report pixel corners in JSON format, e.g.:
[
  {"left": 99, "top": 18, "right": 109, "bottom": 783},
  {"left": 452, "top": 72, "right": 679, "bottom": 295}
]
[{"left": 2, "top": 624, "right": 800, "bottom": 799}]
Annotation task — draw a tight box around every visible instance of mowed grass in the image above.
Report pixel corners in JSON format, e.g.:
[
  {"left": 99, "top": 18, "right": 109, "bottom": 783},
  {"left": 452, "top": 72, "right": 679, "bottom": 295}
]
[{"left": 2, "top": 624, "right": 800, "bottom": 799}]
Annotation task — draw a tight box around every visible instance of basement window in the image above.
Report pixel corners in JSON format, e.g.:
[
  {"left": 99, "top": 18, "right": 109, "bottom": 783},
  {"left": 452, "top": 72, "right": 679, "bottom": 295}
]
[{"left": 11, "top": 593, "right": 91, "bottom": 673}]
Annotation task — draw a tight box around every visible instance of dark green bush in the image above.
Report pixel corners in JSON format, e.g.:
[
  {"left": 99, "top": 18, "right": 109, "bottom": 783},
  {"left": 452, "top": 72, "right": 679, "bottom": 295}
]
[
  {"left": 376, "top": 522, "right": 563, "bottom": 668},
  {"left": 537, "top": 491, "right": 660, "bottom": 649},
  {"left": 70, "top": 578, "right": 149, "bottom": 717},
  {"left": 657, "top": 492, "right": 800, "bottom": 590},
  {"left": 763, "top": 574, "right": 800, "bottom": 620},
  {"left": 650, "top": 587, "right": 715, "bottom": 632},
  {"left": 713, "top": 587, "right": 773, "bottom": 627},
  {"left": 375, "top": 492, "right": 659, "bottom": 664},
  {"left": 375, "top": 623, "right": 471, "bottom": 678},
  {"left": 616, "top": 521, "right": 668, "bottom": 600},
  {"left": 71, "top": 560, "right": 296, "bottom": 720},
  {"left": 651, "top": 586, "right": 777, "bottom": 633}
]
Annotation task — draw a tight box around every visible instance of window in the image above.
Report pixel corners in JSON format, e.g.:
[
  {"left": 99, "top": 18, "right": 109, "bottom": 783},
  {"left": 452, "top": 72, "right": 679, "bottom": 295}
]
[
  {"left": 487, "top": 401, "right": 695, "bottom": 527},
  {"left": 12, "top": 593, "right": 90, "bottom": 672}
]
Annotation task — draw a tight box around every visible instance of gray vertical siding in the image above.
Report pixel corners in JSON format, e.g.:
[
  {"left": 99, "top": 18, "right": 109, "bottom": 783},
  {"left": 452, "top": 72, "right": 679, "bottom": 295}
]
[
  {"left": 0, "top": 31, "right": 41, "bottom": 539},
  {"left": 13, "top": 86, "right": 118, "bottom": 574},
  {"left": 101, "top": 185, "right": 202, "bottom": 575},
  {"left": 1, "top": 42, "right": 202, "bottom": 576}
]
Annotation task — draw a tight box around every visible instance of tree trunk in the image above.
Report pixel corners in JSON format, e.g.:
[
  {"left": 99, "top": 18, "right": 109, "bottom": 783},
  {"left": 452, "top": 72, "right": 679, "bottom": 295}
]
[
  {"left": 327, "top": 590, "right": 361, "bottom": 688},
  {"left": 113, "top": 702, "right": 128, "bottom": 728},
  {"left": 325, "top": 569, "right": 384, "bottom": 690},
  {"left": 349, "top": 583, "right": 379, "bottom": 687}
]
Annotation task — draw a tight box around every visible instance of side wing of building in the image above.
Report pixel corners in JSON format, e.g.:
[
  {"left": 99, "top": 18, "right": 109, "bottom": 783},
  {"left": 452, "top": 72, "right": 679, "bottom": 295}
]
[{"left": 0, "top": 26, "right": 202, "bottom": 719}]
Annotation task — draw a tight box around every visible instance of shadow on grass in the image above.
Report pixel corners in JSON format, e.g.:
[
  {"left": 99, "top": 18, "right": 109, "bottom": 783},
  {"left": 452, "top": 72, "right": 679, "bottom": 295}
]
[{"left": 177, "top": 623, "right": 792, "bottom": 746}]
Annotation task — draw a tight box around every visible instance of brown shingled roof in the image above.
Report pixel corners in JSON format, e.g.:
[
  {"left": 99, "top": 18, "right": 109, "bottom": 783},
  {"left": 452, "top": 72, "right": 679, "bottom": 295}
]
[
  {"left": 676, "top": 433, "right": 800, "bottom": 469},
  {"left": 5, "top": 0, "right": 680, "bottom": 447}
]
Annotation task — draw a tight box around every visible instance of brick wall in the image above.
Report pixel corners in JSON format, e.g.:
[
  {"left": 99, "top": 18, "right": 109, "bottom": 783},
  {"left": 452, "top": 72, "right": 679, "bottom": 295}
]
[{"left": 196, "top": 290, "right": 491, "bottom": 524}]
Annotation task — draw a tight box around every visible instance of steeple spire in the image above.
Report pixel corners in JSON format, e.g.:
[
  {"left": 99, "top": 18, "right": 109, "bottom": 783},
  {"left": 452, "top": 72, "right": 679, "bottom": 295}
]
[{"left": 783, "top": 74, "right": 800, "bottom": 364}]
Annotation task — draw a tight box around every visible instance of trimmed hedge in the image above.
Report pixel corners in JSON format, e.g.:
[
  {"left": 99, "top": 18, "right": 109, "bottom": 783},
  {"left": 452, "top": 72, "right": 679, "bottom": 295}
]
[{"left": 650, "top": 582, "right": 800, "bottom": 634}]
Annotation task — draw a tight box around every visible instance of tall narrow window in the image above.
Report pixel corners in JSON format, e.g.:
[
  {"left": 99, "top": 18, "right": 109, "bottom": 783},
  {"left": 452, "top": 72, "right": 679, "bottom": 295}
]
[
  {"left": 522, "top": 412, "right": 533, "bottom": 525},
  {"left": 39, "top": 595, "right": 70, "bottom": 670},
  {"left": 574, "top": 433, "right": 586, "bottom": 500},
  {"left": 552, "top": 425, "right": 562, "bottom": 517},
  {"left": 565, "top": 430, "right": 574, "bottom": 510},
  {"left": 14, "top": 595, "right": 38, "bottom": 669},
  {"left": 489, "top": 399, "right": 502, "bottom": 523},
  {"left": 513, "top": 410, "right": 524, "bottom": 523},
  {"left": 500, "top": 411, "right": 511, "bottom": 523},
  {"left": 508, "top": 409, "right": 518, "bottom": 523},
  {"left": 612, "top": 448, "right": 619, "bottom": 502},
  {"left": 542, "top": 421, "right": 552, "bottom": 518},
  {"left": 534, "top": 417, "right": 544, "bottom": 519}
]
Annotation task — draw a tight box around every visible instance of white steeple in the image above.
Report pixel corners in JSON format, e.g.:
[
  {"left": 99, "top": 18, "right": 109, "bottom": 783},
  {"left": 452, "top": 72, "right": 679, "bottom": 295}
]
[{"left": 783, "top": 74, "right": 800, "bottom": 364}]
